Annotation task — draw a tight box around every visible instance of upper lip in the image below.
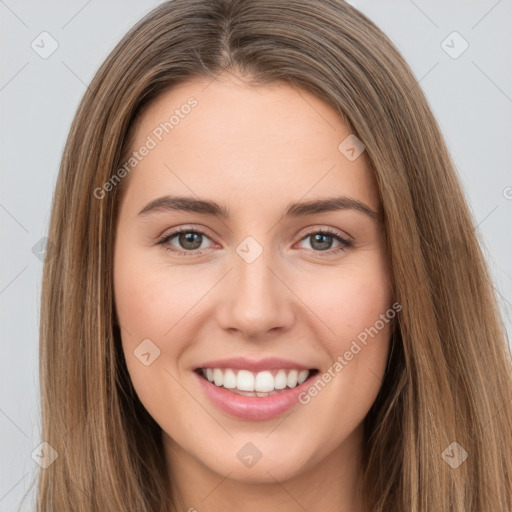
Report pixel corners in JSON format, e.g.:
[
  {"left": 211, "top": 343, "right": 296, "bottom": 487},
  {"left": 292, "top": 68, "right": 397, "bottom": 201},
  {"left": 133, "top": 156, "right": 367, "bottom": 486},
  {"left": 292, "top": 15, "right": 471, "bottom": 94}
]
[{"left": 195, "top": 357, "right": 316, "bottom": 373}]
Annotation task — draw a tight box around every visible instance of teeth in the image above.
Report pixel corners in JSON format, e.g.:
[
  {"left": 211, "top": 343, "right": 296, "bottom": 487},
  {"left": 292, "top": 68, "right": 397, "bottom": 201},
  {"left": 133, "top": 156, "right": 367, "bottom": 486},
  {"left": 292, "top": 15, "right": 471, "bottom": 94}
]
[
  {"left": 213, "top": 368, "right": 223, "bottom": 387},
  {"left": 297, "top": 369, "right": 309, "bottom": 385},
  {"left": 287, "top": 369, "right": 298, "bottom": 388},
  {"left": 201, "top": 367, "right": 311, "bottom": 393},
  {"left": 274, "top": 369, "right": 287, "bottom": 389},
  {"left": 255, "top": 371, "right": 274, "bottom": 392},
  {"left": 223, "top": 369, "right": 237, "bottom": 389},
  {"left": 237, "top": 370, "right": 255, "bottom": 391}
]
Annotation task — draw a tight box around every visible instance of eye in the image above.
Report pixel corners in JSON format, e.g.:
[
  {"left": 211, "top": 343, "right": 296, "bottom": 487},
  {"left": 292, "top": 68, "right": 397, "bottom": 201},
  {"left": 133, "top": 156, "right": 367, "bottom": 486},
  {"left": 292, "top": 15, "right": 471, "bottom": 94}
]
[
  {"left": 296, "top": 228, "right": 352, "bottom": 256},
  {"left": 157, "top": 226, "right": 214, "bottom": 256},
  {"left": 156, "top": 226, "right": 352, "bottom": 257}
]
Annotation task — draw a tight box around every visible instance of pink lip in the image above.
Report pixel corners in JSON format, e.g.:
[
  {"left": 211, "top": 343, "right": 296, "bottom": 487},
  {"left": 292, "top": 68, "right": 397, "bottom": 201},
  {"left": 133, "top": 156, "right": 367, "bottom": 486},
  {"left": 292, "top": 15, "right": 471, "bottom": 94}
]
[
  {"left": 195, "top": 356, "right": 313, "bottom": 372},
  {"left": 194, "top": 370, "right": 318, "bottom": 421}
]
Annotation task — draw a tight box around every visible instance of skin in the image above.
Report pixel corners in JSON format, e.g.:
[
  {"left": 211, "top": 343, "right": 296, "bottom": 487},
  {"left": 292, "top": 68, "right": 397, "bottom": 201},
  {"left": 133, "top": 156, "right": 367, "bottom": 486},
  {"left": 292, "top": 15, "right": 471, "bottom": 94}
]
[{"left": 113, "top": 72, "right": 394, "bottom": 512}]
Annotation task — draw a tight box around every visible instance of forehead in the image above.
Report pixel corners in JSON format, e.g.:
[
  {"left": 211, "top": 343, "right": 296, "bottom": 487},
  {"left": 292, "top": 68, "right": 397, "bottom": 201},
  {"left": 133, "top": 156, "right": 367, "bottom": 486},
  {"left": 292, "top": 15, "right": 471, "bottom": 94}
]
[{"left": 123, "top": 73, "right": 379, "bottom": 212}]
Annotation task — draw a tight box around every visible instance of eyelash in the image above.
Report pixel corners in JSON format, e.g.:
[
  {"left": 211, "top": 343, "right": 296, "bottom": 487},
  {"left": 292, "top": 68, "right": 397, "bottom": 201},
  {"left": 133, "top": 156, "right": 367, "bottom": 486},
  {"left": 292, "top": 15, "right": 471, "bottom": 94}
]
[{"left": 156, "top": 226, "right": 352, "bottom": 258}]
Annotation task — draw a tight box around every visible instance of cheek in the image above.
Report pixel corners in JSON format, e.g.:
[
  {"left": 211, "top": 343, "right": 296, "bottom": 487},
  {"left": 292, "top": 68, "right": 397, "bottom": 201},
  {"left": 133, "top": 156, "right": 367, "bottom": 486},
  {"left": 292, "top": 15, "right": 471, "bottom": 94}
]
[
  {"left": 336, "top": 280, "right": 392, "bottom": 340},
  {"left": 114, "top": 245, "right": 188, "bottom": 338},
  {"left": 303, "top": 256, "right": 393, "bottom": 399},
  {"left": 113, "top": 245, "right": 185, "bottom": 382},
  {"left": 113, "top": 253, "right": 188, "bottom": 421},
  {"left": 306, "top": 256, "right": 392, "bottom": 342}
]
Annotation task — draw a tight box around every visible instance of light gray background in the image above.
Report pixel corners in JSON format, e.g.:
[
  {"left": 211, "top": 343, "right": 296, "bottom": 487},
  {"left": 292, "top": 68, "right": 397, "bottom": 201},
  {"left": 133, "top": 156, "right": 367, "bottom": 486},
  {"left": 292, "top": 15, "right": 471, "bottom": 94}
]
[{"left": 1, "top": 1, "right": 511, "bottom": 510}]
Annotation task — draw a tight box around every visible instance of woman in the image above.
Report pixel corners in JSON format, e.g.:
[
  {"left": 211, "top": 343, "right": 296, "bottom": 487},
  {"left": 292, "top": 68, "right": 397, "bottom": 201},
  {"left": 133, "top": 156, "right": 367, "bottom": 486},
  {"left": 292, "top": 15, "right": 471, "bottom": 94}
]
[{"left": 35, "top": 0, "right": 512, "bottom": 510}]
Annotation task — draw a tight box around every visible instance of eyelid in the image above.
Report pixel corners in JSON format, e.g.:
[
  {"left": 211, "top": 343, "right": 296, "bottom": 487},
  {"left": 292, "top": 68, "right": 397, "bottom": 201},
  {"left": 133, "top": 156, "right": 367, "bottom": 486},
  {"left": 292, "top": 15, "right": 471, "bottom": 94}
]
[
  {"left": 155, "top": 224, "right": 219, "bottom": 255},
  {"left": 296, "top": 224, "right": 353, "bottom": 243},
  {"left": 157, "top": 224, "right": 217, "bottom": 242},
  {"left": 156, "top": 224, "right": 353, "bottom": 257},
  {"left": 157, "top": 224, "right": 352, "bottom": 242}
]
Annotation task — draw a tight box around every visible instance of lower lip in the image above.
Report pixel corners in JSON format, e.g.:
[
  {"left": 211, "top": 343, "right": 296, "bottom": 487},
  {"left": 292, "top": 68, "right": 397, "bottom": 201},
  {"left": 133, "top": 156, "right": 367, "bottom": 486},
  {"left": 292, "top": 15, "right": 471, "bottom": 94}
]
[{"left": 194, "top": 371, "right": 317, "bottom": 421}]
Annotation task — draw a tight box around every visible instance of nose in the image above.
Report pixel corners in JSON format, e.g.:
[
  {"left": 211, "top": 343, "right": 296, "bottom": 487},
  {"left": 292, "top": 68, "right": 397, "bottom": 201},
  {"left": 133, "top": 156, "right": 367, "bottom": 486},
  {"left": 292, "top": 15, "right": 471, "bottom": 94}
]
[{"left": 216, "top": 246, "right": 296, "bottom": 340}]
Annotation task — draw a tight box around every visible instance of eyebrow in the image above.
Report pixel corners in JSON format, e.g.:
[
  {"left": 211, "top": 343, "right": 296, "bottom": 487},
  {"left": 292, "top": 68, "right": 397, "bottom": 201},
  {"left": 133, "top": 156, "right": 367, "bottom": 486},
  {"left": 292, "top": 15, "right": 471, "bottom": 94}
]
[{"left": 137, "top": 194, "right": 379, "bottom": 220}]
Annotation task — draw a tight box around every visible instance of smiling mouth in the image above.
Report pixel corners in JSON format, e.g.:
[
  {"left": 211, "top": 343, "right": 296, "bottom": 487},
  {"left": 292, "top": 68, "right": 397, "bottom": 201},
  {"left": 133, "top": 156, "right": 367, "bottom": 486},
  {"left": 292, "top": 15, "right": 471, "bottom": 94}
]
[{"left": 194, "top": 367, "right": 319, "bottom": 397}]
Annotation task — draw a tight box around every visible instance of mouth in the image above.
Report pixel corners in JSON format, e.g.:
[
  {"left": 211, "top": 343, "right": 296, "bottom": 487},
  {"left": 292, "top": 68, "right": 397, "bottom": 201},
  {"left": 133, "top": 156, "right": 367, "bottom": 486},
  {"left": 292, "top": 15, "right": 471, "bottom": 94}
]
[
  {"left": 192, "top": 355, "right": 321, "bottom": 420},
  {"left": 194, "top": 367, "right": 320, "bottom": 397},
  {"left": 193, "top": 365, "right": 320, "bottom": 421}
]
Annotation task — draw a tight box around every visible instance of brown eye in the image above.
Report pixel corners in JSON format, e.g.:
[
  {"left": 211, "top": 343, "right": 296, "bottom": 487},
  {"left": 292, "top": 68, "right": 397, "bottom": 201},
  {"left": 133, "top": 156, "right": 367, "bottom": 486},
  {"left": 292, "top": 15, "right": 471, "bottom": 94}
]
[
  {"left": 175, "top": 231, "right": 203, "bottom": 250},
  {"left": 157, "top": 227, "right": 213, "bottom": 256},
  {"left": 297, "top": 229, "right": 352, "bottom": 256}
]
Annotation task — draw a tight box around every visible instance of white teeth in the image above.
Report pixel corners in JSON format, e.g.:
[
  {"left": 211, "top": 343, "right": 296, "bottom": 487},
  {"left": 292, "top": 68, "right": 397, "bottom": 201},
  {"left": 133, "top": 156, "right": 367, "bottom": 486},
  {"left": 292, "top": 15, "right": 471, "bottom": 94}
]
[
  {"left": 287, "top": 369, "right": 298, "bottom": 388},
  {"left": 274, "top": 369, "right": 287, "bottom": 389},
  {"left": 201, "top": 367, "right": 312, "bottom": 393},
  {"left": 237, "top": 370, "right": 255, "bottom": 391},
  {"left": 297, "top": 370, "right": 309, "bottom": 384},
  {"left": 213, "top": 368, "right": 223, "bottom": 387},
  {"left": 254, "top": 371, "right": 274, "bottom": 392},
  {"left": 223, "top": 369, "right": 237, "bottom": 389}
]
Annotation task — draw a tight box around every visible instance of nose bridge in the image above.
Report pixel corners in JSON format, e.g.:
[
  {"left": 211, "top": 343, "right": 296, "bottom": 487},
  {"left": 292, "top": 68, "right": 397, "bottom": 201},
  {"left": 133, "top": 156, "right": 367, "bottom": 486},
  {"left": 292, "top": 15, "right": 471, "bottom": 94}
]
[
  {"left": 218, "top": 234, "right": 294, "bottom": 336},
  {"left": 234, "top": 237, "right": 279, "bottom": 313}
]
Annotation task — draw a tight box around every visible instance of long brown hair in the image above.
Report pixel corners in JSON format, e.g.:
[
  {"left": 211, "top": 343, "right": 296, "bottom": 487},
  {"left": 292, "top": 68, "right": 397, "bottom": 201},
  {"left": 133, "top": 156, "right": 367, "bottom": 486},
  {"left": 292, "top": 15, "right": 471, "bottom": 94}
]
[{"left": 33, "top": 0, "right": 512, "bottom": 510}]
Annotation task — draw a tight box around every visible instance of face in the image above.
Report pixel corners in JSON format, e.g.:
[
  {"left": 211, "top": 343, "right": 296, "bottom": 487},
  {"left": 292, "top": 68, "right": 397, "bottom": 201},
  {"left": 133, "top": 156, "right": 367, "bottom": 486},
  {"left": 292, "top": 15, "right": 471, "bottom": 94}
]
[{"left": 113, "top": 73, "right": 394, "bottom": 489}]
